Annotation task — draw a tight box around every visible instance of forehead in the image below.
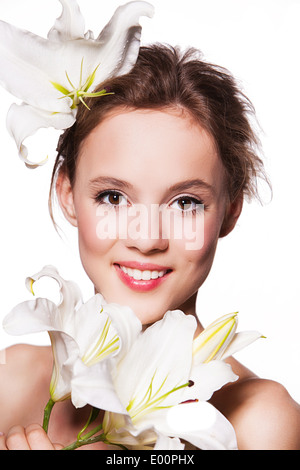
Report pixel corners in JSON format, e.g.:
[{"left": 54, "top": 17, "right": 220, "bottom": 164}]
[{"left": 76, "top": 108, "right": 226, "bottom": 196}]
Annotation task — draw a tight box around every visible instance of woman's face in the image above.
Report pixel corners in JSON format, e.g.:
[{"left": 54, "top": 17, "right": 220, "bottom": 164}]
[{"left": 59, "top": 108, "right": 240, "bottom": 326}]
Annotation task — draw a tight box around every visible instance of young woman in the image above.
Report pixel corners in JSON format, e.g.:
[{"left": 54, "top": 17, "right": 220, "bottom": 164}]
[{"left": 1, "top": 45, "right": 300, "bottom": 450}]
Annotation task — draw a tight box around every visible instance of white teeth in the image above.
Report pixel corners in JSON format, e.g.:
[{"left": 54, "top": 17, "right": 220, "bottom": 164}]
[
  {"left": 133, "top": 269, "right": 142, "bottom": 280},
  {"left": 142, "top": 270, "right": 151, "bottom": 280},
  {"left": 119, "top": 265, "right": 167, "bottom": 280}
]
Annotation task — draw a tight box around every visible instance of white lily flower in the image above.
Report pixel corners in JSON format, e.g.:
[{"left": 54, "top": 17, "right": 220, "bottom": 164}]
[
  {"left": 101, "top": 310, "right": 238, "bottom": 450},
  {"left": 0, "top": 0, "right": 154, "bottom": 167},
  {"left": 3, "top": 265, "right": 142, "bottom": 413},
  {"left": 193, "top": 312, "right": 263, "bottom": 365}
]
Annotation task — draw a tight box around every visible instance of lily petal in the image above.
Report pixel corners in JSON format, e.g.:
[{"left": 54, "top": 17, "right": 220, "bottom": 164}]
[
  {"left": 99, "top": 300, "right": 142, "bottom": 363},
  {"left": 104, "top": 412, "right": 157, "bottom": 449},
  {"left": 2, "top": 297, "right": 81, "bottom": 402},
  {"left": 154, "top": 433, "right": 185, "bottom": 450},
  {"left": 163, "top": 401, "right": 238, "bottom": 450},
  {"left": 220, "top": 330, "right": 264, "bottom": 360},
  {"left": 6, "top": 103, "right": 76, "bottom": 167},
  {"left": 187, "top": 361, "right": 238, "bottom": 402},
  {"left": 47, "top": 0, "right": 86, "bottom": 42},
  {"left": 3, "top": 297, "right": 59, "bottom": 336},
  {"left": 48, "top": 330, "right": 80, "bottom": 401},
  {"left": 25, "top": 265, "right": 82, "bottom": 330},
  {"left": 94, "top": 1, "right": 155, "bottom": 80},
  {"left": 0, "top": 20, "right": 71, "bottom": 113},
  {"left": 72, "top": 294, "right": 141, "bottom": 366},
  {"left": 70, "top": 359, "right": 127, "bottom": 413}
]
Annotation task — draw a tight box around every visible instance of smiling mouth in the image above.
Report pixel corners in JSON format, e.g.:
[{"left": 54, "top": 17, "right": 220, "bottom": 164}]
[
  {"left": 114, "top": 263, "right": 172, "bottom": 291},
  {"left": 119, "top": 265, "right": 169, "bottom": 280}
]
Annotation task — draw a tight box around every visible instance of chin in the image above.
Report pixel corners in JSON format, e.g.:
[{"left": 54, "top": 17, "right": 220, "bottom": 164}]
[
  {"left": 104, "top": 290, "right": 173, "bottom": 325},
  {"left": 92, "top": 273, "right": 192, "bottom": 326},
  {"left": 122, "top": 300, "right": 169, "bottom": 326},
  {"left": 136, "top": 311, "right": 166, "bottom": 327}
]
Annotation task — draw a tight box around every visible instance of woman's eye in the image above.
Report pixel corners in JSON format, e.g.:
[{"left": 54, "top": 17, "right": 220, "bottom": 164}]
[
  {"left": 171, "top": 196, "right": 203, "bottom": 213},
  {"left": 95, "top": 191, "right": 128, "bottom": 206}
]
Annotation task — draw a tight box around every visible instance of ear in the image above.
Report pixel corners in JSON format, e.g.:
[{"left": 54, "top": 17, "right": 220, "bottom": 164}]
[
  {"left": 219, "top": 193, "right": 243, "bottom": 238},
  {"left": 55, "top": 171, "right": 78, "bottom": 227}
]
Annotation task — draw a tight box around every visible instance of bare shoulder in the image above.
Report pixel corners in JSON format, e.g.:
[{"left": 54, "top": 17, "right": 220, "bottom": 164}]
[
  {"left": 0, "top": 344, "right": 52, "bottom": 431},
  {"left": 212, "top": 375, "right": 300, "bottom": 450}
]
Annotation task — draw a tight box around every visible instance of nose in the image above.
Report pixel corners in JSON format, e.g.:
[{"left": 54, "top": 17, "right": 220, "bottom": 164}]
[{"left": 122, "top": 203, "right": 169, "bottom": 253}]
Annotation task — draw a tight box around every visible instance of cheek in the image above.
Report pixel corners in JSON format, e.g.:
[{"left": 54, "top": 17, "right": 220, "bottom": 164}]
[
  {"left": 176, "top": 214, "right": 222, "bottom": 283},
  {"left": 197, "top": 214, "right": 223, "bottom": 269},
  {"left": 76, "top": 206, "right": 116, "bottom": 263}
]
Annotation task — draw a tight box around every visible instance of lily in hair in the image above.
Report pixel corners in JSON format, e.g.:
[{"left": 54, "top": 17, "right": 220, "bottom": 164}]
[{"left": 0, "top": 0, "right": 154, "bottom": 167}]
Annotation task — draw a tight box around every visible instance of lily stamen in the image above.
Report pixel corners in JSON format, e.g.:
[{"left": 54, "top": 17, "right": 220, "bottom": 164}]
[{"left": 51, "top": 58, "right": 113, "bottom": 110}]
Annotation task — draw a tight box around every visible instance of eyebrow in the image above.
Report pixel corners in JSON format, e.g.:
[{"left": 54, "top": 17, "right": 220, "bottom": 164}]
[
  {"left": 167, "top": 179, "right": 215, "bottom": 195},
  {"left": 89, "top": 176, "right": 134, "bottom": 190},
  {"left": 89, "top": 176, "right": 214, "bottom": 196}
]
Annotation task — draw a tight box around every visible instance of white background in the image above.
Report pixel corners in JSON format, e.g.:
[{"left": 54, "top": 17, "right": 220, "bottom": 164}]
[{"left": 0, "top": 0, "right": 299, "bottom": 403}]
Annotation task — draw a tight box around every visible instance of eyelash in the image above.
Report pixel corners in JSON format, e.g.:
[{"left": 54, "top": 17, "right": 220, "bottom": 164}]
[
  {"left": 170, "top": 196, "right": 205, "bottom": 216},
  {"left": 94, "top": 190, "right": 128, "bottom": 207},
  {"left": 94, "top": 190, "right": 205, "bottom": 216}
]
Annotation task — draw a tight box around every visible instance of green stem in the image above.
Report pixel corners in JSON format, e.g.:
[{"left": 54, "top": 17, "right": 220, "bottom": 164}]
[
  {"left": 62, "top": 432, "right": 129, "bottom": 451},
  {"left": 61, "top": 420, "right": 103, "bottom": 451},
  {"left": 61, "top": 415, "right": 129, "bottom": 451},
  {"left": 62, "top": 432, "right": 106, "bottom": 450},
  {"left": 77, "top": 407, "right": 100, "bottom": 441},
  {"left": 80, "top": 424, "right": 103, "bottom": 441},
  {"left": 43, "top": 398, "right": 55, "bottom": 433}
]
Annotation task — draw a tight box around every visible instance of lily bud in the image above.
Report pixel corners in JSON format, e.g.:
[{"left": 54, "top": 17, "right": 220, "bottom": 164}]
[{"left": 193, "top": 313, "right": 238, "bottom": 363}]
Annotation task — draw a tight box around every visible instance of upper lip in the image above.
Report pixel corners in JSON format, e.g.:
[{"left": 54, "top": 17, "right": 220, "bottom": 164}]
[{"left": 115, "top": 261, "right": 172, "bottom": 271}]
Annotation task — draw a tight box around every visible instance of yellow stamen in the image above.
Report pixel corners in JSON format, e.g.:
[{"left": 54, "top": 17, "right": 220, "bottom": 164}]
[{"left": 50, "top": 58, "right": 113, "bottom": 110}]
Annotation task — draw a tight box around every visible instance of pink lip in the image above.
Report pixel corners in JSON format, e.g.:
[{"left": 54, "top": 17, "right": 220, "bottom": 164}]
[
  {"left": 115, "top": 261, "right": 171, "bottom": 271},
  {"left": 113, "top": 262, "right": 172, "bottom": 293}
]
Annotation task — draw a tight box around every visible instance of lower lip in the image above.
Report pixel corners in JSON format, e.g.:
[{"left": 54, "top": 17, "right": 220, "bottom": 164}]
[{"left": 114, "top": 264, "right": 171, "bottom": 292}]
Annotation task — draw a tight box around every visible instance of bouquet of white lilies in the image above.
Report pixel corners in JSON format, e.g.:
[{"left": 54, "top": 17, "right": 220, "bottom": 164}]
[{"left": 3, "top": 265, "right": 262, "bottom": 450}]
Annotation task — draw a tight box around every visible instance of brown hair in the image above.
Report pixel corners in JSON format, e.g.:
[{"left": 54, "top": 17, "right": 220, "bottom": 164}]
[{"left": 50, "top": 44, "right": 268, "bottom": 220}]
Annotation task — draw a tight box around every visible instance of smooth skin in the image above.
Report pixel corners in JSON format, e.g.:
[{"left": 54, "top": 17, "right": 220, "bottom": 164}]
[{"left": 1, "top": 109, "right": 300, "bottom": 450}]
